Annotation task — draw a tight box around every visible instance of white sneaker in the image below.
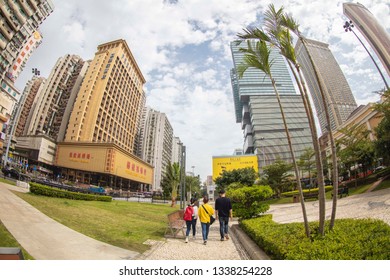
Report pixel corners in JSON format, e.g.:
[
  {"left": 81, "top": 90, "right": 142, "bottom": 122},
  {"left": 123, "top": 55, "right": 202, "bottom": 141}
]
[{"left": 185, "top": 237, "right": 189, "bottom": 243}]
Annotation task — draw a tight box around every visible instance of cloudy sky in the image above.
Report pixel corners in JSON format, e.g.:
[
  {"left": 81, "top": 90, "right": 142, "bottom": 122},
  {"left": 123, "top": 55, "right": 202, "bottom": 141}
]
[{"left": 15, "top": 0, "right": 390, "bottom": 181}]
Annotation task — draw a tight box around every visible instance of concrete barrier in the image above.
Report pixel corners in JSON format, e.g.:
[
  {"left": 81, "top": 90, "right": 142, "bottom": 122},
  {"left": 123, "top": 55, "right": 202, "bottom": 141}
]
[{"left": 16, "top": 181, "right": 29, "bottom": 190}]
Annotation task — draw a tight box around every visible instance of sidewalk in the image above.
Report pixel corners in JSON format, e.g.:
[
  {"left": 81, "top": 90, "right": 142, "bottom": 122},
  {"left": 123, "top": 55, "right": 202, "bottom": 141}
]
[
  {"left": 137, "top": 220, "right": 248, "bottom": 260},
  {"left": 0, "top": 183, "right": 139, "bottom": 260}
]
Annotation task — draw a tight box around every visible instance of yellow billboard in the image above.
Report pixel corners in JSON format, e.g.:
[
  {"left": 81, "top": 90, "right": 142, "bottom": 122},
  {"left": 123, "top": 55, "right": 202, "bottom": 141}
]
[{"left": 212, "top": 155, "right": 258, "bottom": 181}]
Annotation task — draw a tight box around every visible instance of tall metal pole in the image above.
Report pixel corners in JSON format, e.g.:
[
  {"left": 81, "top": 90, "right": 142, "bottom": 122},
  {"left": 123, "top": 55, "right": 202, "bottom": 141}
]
[{"left": 344, "top": 20, "right": 389, "bottom": 90}]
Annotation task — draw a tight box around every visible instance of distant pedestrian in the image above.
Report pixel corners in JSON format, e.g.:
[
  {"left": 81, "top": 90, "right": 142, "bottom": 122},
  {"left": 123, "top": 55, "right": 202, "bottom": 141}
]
[
  {"left": 198, "top": 196, "right": 214, "bottom": 245},
  {"left": 215, "top": 189, "right": 232, "bottom": 241},
  {"left": 183, "top": 197, "right": 198, "bottom": 243}
]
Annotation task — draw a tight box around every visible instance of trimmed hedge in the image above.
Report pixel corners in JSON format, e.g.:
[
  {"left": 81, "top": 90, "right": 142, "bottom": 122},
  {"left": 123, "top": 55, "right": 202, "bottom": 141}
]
[
  {"left": 240, "top": 215, "right": 390, "bottom": 259},
  {"left": 29, "top": 183, "right": 112, "bottom": 202},
  {"left": 282, "top": 186, "right": 333, "bottom": 197}
]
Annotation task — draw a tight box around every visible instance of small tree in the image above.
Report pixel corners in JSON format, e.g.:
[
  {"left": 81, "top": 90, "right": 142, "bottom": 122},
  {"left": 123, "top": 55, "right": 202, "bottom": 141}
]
[
  {"left": 161, "top": 162, "right": 181, "bottom": 207},
  {"left": 262, "top": 159, "right": 292, "bottom": 197},
  {"left": 227, "top": 185, "right": 273, "bottom": 220},
  {"left": 214, "top": 167, "right": 258, "bottom": 191}
]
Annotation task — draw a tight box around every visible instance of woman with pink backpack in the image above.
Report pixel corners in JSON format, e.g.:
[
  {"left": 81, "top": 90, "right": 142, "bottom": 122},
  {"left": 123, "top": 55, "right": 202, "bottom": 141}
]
[{"left": 183, "top": 197, "right": 198, "bottom": 243}]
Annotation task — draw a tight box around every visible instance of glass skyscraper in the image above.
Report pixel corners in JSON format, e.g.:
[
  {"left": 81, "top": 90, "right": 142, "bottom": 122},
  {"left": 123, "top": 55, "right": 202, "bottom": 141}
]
[
  {"left": 230, "top": 40, "right": 313, "bottom": 169},
  {"left": 295, "top": 37, "right": 357, "bottom": 133}
]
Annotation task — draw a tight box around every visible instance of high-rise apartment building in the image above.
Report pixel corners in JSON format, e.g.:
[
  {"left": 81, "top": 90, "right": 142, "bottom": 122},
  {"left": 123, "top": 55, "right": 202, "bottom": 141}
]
[
  {"left": 343, "top": 2, "right": 390, "bottom": 77},
  {"left": 138, "top": 106, "right": 174, "bottom": 191},
  {"left": 0, "top": 0, "right": 54, "bottom": 116},
  {"left": 230, "top": 40, "right": 313, "bottom": 169},
  {"left": 55, "top": 39, "right": 153, "bottom": 190},
  {"left": 26, "top": 55, "right": 86, "bottom": 141},
  {"left": 15, "top": 76, "right": 45, "bottom": 137},
  {"left": 295, "top": 37, "right": 358, "bottom": 133},
  {"left": 1, "top": 0, "right": 54, "bottom": 162}
]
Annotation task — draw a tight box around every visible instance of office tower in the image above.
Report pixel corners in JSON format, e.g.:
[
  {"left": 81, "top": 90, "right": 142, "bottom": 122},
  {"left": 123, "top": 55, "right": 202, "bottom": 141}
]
[
  {"left": 0, "top": 0, "right": 54, "bottom": 116},
  {"left": 343, "top": 2, "right": 390, "bottom": 77},
  {"left": 230, "top": 40, "right": 313, "bottom": 169},
  {"left": 26, "top": 55, "right": 86, "bottom": 142},
  {"left": 138, "top": 106, "right": 174, "bottom": 191},
  {"left": 56, "top": 39, "right": 153, "bottom": 190},
  {"left": 295, "top": 38, "right": 358, "bottom": 133}
]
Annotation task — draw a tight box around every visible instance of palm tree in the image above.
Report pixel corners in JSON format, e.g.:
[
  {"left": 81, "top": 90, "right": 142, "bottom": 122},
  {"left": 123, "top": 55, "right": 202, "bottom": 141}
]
[
  {"left": 237, "top": 4, "right": 335, "bottom": 235},
  {"left": 164, "top": 162, "right": 181, "bottom": 207},
  {"left": 236, "top": 40, "right": 311, "bottom": 237},
  {"left": 280, "top": 10, "right": 339, "bottom": 231}
]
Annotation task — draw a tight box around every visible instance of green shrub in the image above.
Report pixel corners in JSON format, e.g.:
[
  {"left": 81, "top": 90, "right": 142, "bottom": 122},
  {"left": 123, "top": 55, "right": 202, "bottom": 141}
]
[
  {"left": 29, "top": 183, "right": 112, "bottom": 202},
  {"left": 282, "top": 186, "right": 333, "bottom": 197},
  {"left": 375, "top": 167, "right": 390, "bottom": 179},
  {"left": 227, "top": 185, "right": 273, "bottom": 219},
  {"left": 241, "top": 216, "right": 390, "bottom": 259}
]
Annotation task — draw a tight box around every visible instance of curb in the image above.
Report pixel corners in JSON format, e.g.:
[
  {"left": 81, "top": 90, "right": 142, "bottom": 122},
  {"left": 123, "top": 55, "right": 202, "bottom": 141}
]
[{"left": 230, "top": 224, "right": 270, "bottom": 260}]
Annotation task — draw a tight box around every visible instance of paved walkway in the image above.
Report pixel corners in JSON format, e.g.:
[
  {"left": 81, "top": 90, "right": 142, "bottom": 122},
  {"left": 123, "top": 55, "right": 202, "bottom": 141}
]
[
  {"left": 267, "top": 187, "right": 390, "bottom": 225},
  {"left": 138, "top": 221, "right": 247, "bottom": 260},
  {"left": 0, "top": 183, "right": 138, "bottom": 260},
  {"left": 1, "top": 181, "right": 389, "bottom": 260}
]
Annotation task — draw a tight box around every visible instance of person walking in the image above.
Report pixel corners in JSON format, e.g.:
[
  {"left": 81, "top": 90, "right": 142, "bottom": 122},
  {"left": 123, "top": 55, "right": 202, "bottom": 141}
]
[
  {"left": 198, "top": 196, "right": 214, "bottom": 245},
  {"left": 184, "top": 197, "right": 198, "bottom": 243},
  {"left": 215, "top": 189, "right": 232, "bottom": 241}
]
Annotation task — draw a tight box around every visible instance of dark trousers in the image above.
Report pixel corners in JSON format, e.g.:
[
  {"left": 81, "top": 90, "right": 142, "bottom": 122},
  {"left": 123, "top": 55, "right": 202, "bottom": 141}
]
[
  {"left": 218, "top": 216, "right": 229, "bottom": 239},
  {"left": 185, "top": 219, "right": 197, "bottom": 236}
]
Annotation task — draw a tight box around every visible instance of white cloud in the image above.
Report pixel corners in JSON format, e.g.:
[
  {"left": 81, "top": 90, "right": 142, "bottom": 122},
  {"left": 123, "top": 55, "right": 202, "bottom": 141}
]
[{"left": 14, "top": 0, "right": 389, "bottom": 181}]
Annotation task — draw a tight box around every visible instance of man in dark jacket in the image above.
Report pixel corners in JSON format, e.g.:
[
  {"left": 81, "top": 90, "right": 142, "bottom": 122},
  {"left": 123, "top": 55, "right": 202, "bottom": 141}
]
[{"left": 215, "top": 189, "right": 232, "bottom": 241}]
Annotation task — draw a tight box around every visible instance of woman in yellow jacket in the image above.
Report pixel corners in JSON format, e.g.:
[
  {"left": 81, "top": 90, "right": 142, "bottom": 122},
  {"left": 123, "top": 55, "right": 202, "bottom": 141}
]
[{"left": 198, "top": 196, "right": 215, "bottom": 245}]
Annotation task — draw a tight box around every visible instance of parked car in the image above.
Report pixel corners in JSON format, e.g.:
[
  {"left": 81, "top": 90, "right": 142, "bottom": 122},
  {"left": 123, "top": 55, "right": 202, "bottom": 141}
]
[
  {"left": 1, "top": 167, "right": 31, "bottom": 181},
  {"left": 374, "top": 166, "right": 386, "bottom": 173}
]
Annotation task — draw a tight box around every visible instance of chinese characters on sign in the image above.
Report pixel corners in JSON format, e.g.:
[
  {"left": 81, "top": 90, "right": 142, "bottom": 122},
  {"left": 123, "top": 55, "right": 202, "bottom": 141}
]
[{"left": 126, "top": 161, "right": 147, "bottom": 175}]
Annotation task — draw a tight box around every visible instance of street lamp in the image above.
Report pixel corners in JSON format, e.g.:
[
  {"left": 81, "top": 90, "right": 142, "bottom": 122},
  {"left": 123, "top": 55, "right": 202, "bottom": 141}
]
[{"left": 343, "top": 20, "right": 389, "bottom": 90}]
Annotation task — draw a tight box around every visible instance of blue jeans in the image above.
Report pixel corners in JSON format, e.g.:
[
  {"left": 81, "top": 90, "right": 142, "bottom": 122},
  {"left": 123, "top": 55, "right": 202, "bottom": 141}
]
[
  {"left": 219, "top": 216, "right": 229, "bottom": 239},
  {"left": 201, "top": 222, "right": 210, "bottom": 241},
  {"left": 186, "top": 219, "right": 197, "bottom": 236}
]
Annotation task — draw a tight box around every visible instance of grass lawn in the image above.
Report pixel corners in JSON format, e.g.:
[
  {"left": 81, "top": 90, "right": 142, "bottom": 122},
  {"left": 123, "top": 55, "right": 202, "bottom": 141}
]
[
  {"left": 373, "top": 177, "right": 390, "bottom": 191},
  {"left": 0, "top": 220, "right": 34, "bottom": 260},
  {"left": 13, "top": 192, "right": 178, "bottom": 253},
  {"left": 0, "top": 177, "right": 16, "bottom": 185}
]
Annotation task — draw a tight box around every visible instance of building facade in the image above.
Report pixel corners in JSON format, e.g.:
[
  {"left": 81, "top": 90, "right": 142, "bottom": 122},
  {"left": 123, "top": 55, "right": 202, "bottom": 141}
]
[
  {"left": 295, "top": 37, "right": 358, "bottom": 133},
  {"left": 138, "top": 106, "right": 174, "bottom": 191},
  {"left": 1, "top": 0, "right": 54, "bottom": 163},
  {"left": 343, "top": 2, "right": 390, "bottom": 77},
  {"left": 0, "top": 0, "right": 53, "bottom": 117},
  {"left": 56, "top": 39, "right": 151, "bottom": 190},
  {"left": 26, "top": 55, "right": 86, "bottom": 141},
  {"left": 230, "top": 40, "right": 313, "bottom": 169}
]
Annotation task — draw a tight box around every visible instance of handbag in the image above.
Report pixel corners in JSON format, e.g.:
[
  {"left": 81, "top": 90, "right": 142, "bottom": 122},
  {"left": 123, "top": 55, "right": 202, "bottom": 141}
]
[{"left": 202, "top": 205, "right": 215, "bottom": 225}]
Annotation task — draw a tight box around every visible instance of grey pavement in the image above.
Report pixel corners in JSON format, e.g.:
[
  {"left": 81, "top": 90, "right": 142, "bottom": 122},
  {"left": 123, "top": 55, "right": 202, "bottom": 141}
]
[
  {"left": 0, "top": 183, "right": 139, "bottom": 260},
  {"left": 267, "top": 187, "right": 390, "bottom": 226},
  {"left": 1, "top": 181, "right": 389, "bottom": 260}
]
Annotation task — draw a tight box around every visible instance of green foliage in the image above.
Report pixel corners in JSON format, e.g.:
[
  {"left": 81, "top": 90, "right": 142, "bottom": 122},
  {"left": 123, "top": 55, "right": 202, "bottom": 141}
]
[
  {"left": 282, "top": 185, "right": 333, "bottom": 197},
  {"left": 262, "top": 159, "right": 293, "bottom": 197},
  {"left": 29, "top": 183, "right": 112, "bottom": 202},
  {"left": 227, "top": 185, "right": 273, "bottom": 219},
  {"left": 214, "top": 167, "right": 258, "bottom": 191},
  {"left": 241, "top": 216, "right": 390, "bottom": 259},
  {"left": 185, "top": 175, "right": 201, "bottom": 198},
  {"left": 374, "top": 90, "right": 390, "bottom": 166},
  {"left": 161, "top": 162, "right": 181, "bottom": 205}
]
